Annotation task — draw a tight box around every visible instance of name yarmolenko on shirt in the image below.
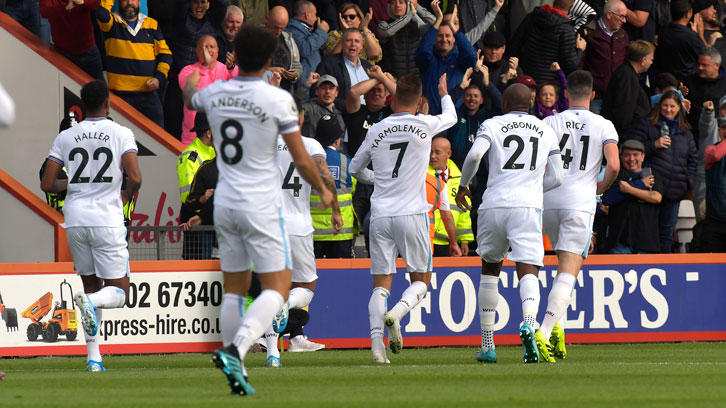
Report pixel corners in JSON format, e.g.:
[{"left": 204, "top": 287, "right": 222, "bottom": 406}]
[{"left": 371, "top": 124, "right": 427, "bottom": 148}]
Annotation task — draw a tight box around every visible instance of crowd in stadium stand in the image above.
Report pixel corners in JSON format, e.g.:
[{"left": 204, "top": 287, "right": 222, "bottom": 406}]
[{"left": 3, "top": 0, "right": 726, "bottom": 255}]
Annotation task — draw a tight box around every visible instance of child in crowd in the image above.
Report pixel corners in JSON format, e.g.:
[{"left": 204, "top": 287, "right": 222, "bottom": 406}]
[{"left": 535, "top": 62, "right": 569, "bottom": 119}]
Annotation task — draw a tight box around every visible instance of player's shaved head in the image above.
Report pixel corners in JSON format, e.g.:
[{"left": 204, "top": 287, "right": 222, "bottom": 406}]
[{"left": 502, "top": 83, "right": 532, "bottom": 113}]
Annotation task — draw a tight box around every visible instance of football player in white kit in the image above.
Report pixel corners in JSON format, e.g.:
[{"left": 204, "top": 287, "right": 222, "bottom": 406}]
[
  {"left": 263, "top": 101, "right": 351, "bottom": 367},
  {"left": 455, "top": 84, "right": 563, "bottom": 364},
  {"left": 183, "top": 25, "right": 333, "bottom": 395},
  {"left": 350, "top": 74, "right": 457, "bottom": 364},
  {"left": 40, "top": 80, "right": 142, "bottom": 372},
  {"left": 538, "top": 71, "right": 620, "bottom": 362}
]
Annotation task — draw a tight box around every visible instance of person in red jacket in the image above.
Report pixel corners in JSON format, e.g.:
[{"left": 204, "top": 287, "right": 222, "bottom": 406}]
[{"left": 40, "top": 0, "right": 104, "bottom": 79}]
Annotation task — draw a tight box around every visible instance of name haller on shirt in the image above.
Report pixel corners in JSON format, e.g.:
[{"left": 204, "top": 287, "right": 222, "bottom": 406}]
[
  {"left": 372, "top": 124, "right": 426, "bottom": 148},
  {"left": 209, "top": 97, "right": 269, "bottom": 123},
  {"left": 74, "top": 132, "right": 110, "bottom": 143},
  {"left": 500, "top": 121, "right": 543, "bottom": 136}
]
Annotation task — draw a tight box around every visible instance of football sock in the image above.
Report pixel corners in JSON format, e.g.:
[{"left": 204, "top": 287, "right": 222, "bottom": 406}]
[
  {"left": 88, "top": 286, "right": 126, "bottom": 308},
  {"left": 264, "top": 326, "right": 280, "bottom": 358},
  {"left": 368, "top": 287, "right": 389, "bottom": 344},
  {"left": 478, "top": 275, "right": 499, "bottom": 349},
  {"left": 390, "top": 281, "right": 428, "bottom": 321},
  {"left": 220, "top": 293, "right": 245, "bottom": 346},
  {"left": 519, "top": 274, "right": 540, "bottom": 328},
  {"left": 85, "top": 309, "right": 102, "bottom": 362},
  {"left": 288, "top": 287, "right": 314, "bottom": 309},
  {"left": 233, "top": 290, "right": 284, "bottom": 362},
  {"left": 540, "top": 273, "right": 576, "bottom": 339}
]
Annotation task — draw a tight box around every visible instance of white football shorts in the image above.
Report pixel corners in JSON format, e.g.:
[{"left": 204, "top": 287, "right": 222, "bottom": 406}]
[
  {"left": 66, "top": 226, "right": 129, "bottom": 279},
  {"left": 476, "top": 207, "right": 544, "bottom": 266},
  {"left": 289, "top": 234, "right": 317, "bottom": 283},
  {"left": 542, "top": 209, "right": 594, "bottom": 258},
  {"left": 369, "top": 213, "right": 432, "bottom": 275},
  {"left": 214, "top": 206, "right": 291, "bottom": 273}
]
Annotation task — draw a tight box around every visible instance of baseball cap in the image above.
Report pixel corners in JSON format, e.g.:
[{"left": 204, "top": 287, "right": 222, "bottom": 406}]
[
  {"left": 315, "top": 114, "right": 344, "bottom": 147},
  {"left": 694, "top": 0, "right": 716, "bottom": 13},
  {"left": 318, "top": 75, "right": 339, "bottom": 87},
  {"left": 514, "top": 75, "right": 537, "bottom": 88},
  {"left": 718, "top": 95, "right": 726, "bottom": 109},
  {"left": 191, "top": 112, "right": 210, "bottom": 133},
  {"left": 621, "top": 139, "right": 645, "bottom": 152},
  {"left": 718, "top": 116, "right": 726, "bottom": 128},
  {"left": 482, "top": 31, "right": 506, "bottom": 48}
]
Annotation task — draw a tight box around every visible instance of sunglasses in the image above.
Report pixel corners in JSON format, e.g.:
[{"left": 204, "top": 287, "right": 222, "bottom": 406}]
[{"left": 342, "top": 13, "right": 358, "bottom": 20}]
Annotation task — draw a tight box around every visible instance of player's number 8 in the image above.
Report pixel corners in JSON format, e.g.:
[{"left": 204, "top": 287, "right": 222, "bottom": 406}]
[{"left": 220, "top": 119, "right": 243, "bottom": 164}]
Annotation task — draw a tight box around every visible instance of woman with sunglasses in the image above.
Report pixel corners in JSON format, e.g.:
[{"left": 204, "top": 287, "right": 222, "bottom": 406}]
[{"left": 322, "top": 3, "right": 382, "bottom": 64}]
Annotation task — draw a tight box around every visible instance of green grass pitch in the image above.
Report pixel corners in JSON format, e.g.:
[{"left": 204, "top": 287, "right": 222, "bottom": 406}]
[{"left": 1, "top": 342, "right": 725, "bottom": 407}]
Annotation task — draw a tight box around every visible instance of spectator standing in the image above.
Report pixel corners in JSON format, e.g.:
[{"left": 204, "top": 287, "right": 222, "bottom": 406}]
[
  {"left": 310, "top": 116, "right": 357, "bottom": 258},
  {"left": 696, "top": 99, "right": 724, "bottom": 222},
  {"left": 377, "top": 0, "right": 436, "bottom": 80},
  {"left": 695, "top": 0, "right": 721, "bottom": 43},
  {"left": 231, "top": 0, "right": 267, "bottom": 25},
  {"left": 301, "top": 75, "right": 345, "bottom": 139},
  {"left": 322, "top": 3, "right": 382, "bottom": 64},
  {"left": 286, "top": 0, "right": 330, "bottom": 91},
  {"left": 177, "top": 112, "right": 216, "bottom": 259},
  {"left": 265, "top": 6, "right": 303, "bottom": 93},
  {"left": 602, "top": 139, "right": 663, "bottom": 253},
  {"left": 4, "top": 0, "right": 43, "bottom": 39},
  {"left": 622, "top": 0, "right": 656, "bottom": 43},
  {"left": 316, "top": 28, "right": 372, "bottom": 99},
  {"left": 97, "top": 0, "right": 172, "bottom": 127},
  {"left": 40, "top": 0, "right": 104, "bottom": 79},
  {"left": 427, "top": 137, "right": 474, "bottom": 257},
  {"left": 601, "top": 40, "right": 654, "bottom": 136},
  {"left": 481, "top": 31, "right": 522, "bottom": 91},
  {"left": 441, "top": 0, "right": 503, "bottom": 49},
  {"left": 509, "top": 0, "right": 587, "bottom": 85},
  {"left": 164, "top": 0, "right": 226, "bottom": 139},
  {"left": 700, "top": 113, "right": 726, "bottom": 251},
  {"left": 215, "top": 5, "right": 243, "bottom": 68},
  {"left": 581, "top": 0, "right": 629, "bottom": 114},
  {"left": 653, "top": 0, "right": 704, "bottom": 83},
  {"left": 178, "top": 35, "right": 238, "bottom": 145},
  {"left": 415, "top": 3, "right": 477, "bottom": 115},
  {"left": 458, "top": 0, "right": 506, "bottom": 49},
  {"left": 684, "top": 47, "right": 726, "bottom": 141},
  {"left": 447, "top": 58, "right": 501, "bottom": 167},
  {"left": 626, "top": 90, "right": 698, "bottom": 253}
]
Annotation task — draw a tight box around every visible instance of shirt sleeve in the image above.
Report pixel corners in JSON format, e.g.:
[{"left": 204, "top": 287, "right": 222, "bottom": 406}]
[
  {"left": 276, "top": 89, "right": 300, "bottom": 134},
  {"left": 121, "top": 128, "right": 139, "bottom": 156},
  {"left": 190, "top": 87, "right": 207, "bottom": 112},
  {"left": 438, "top": 182, "right": 450, "bottom": 210},
  {"left": 48, "top": 136, "right": 64, "bottom": 165}
]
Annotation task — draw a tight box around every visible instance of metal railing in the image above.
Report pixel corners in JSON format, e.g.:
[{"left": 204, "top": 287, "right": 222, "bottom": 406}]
[{"left": 127, "top": 226, "right": 216, "bottom": 261}]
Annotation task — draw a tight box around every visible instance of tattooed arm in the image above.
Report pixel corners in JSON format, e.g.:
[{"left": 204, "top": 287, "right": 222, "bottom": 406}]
[{"left": 314, "top": 155, "right": 343, "bottom": 234}]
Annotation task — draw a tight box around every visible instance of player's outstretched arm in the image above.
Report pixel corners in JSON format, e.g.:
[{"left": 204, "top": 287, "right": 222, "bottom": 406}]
[
  {"left": 40, "top": 159, "right": 67, "bottom": 193},
  {"left": 284, "top": 131, "right": 333, "bottom": 209},
  {"left": 182, "top": 69, "right": 201, "bottom": 110},
  {"left": 349, "top": 143, "right": 375, "bottom": 184},
  {"left": 596, "top": 142, "right": 620, "bottom": 195},
  {"left": 543, "top": 152, "right": 564, "bottom": 192},
  {"left": 121, "top": 151, "right": 142, "bottom": 204}
]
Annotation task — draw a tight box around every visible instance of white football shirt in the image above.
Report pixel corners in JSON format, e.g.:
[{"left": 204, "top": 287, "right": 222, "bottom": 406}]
[
  {"left": 47, "top": 117, "right": 137, "bottom": 227},
  {"left": 350, "top": 95, "right": 457, "bottom": 220},
  {"left": 276, "top": 135, "right": 326, "bottom": 236},
  {"left": 191, "top": 76, "right": 300, "bottom": 212},
  {"left": 543, "top": 108, "right": 618, "bottom": 212},
  {"left": 476, "top": 111, "right": 560, "bottom": 210}
]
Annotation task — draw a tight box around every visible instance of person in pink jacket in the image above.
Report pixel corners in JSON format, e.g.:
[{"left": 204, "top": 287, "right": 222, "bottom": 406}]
[{"left": 179, "top": 35, "right": 238, "bottom": 145}]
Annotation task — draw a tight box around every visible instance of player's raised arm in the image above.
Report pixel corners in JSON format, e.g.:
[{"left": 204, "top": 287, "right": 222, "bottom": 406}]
[
  {"left": 283, "top": 130, "right": 334, "bottom": 209},
  {"left": 182, "top": 69, "right": 201, "bottom": 110},
  {"left": 543, "top": 150, "right": 564, "bottom": 192},
  {"left": 427, "top": 73, "right": 458, "bottom": 134}
]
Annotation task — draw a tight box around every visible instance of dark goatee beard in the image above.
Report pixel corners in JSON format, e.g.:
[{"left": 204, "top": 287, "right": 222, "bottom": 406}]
[{"left": 121, "top": 6, "right": 139, "bottom": 20}]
